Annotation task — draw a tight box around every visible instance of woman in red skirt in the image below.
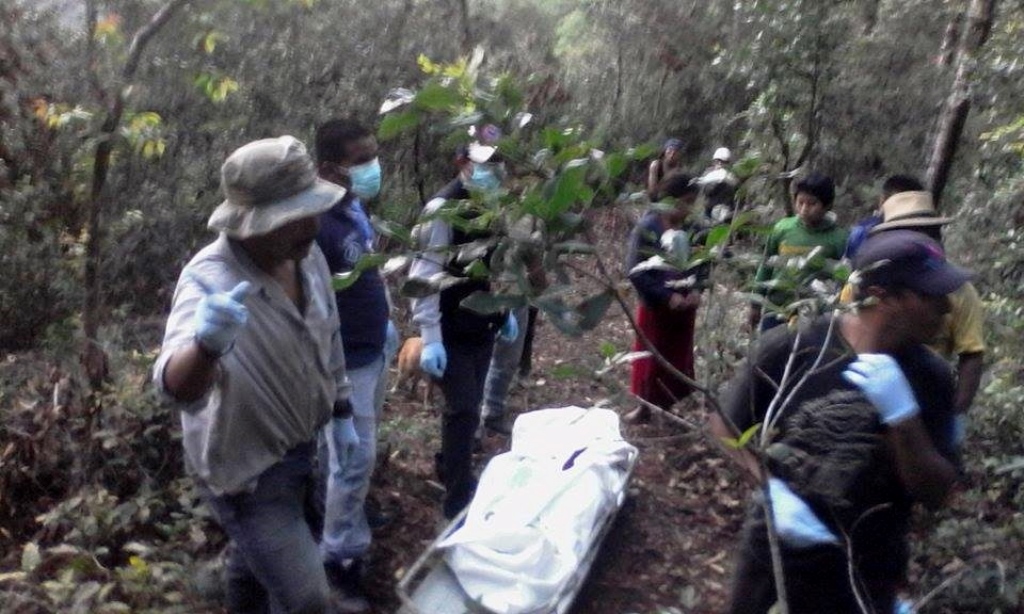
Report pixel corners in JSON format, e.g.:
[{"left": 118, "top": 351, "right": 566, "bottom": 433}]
[{"left": 624, "top": 172, "right": 708, "bottom": 423}]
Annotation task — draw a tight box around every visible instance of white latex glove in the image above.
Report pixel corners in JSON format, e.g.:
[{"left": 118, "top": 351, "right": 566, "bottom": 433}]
[
  {"left": 767, "top": 477, "right": 839, "bottom": 548},
  {"left": 843, "top": 353, "right": 920, "bottom": 425}
]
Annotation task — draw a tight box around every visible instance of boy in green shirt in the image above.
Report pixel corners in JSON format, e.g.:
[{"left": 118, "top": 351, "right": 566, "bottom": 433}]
[{"left": 748, "top": 172, "right": 848, "bottom": 331}]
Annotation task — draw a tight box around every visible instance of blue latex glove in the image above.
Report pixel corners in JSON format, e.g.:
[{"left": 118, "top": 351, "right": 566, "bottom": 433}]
[
  {"left": 843, "top": 353, "right": 920, "bottom": 425},
  {"left": 894, "top": 598, "right": 914, "bottom": 614},
  {"left": 194, "top": 280, "right": 253, "bottom": 356},
  {"left": 498, "top": 312, "right": 519, "bottom": 344},
  {"left": 953, "top": 414, "right": 967, "bottom": 447},
  {"left": 420, "top": 341, "right": 447, "bottom": 378},
  {"left": 336, "top": 416, "right": 360, "bottom": 447},
  {"left": 384, "top": 320, "right": 400, "bottom": 361},
  {"left": 767, "top": 477, "right": 839, "bottom": 548}
]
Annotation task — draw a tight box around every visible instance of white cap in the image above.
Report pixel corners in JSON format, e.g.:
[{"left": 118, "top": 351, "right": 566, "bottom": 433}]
[
  {"left": 713, "top": 147, "right": 732, "bottom": 163},
  {"left": 467, "top": 141, "right": 497, "bottom": 163}
]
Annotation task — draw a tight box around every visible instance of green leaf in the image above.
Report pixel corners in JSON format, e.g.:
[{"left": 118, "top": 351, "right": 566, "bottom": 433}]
[
  {"left": 459, "top": 291, "right": 528, "bottom": 315},
  {"left": 577, "top": 289, "right": 615, "bottom": 331},
  {"left": 541, "top": 127, "right": 569, "bottom": 150},
  {"left": 830, "top": 261, "right": 852, "bottom": 283},
  {"left": 599, "top": 341, "right": 617, "bottom": 359},
  {"left": 414, "top": 81, "right": 465, "bottom": 111},
  {"left": 399, "top": 272, "right": 468, "bottom": 298},
  {"left": 535, "top": 295, "right": 581, "bottom": 337},
  {"left": 541, "top": 166, "right": 585, "bottom": 220},
  {"left": 463, "top": 259, "right": 490, "bottom": 279},
  {"left": 737, "top": 423, "right": 761, "bottom": 448},
  {"left": 604, "top": 152, "right": 628, "bottom": 180},
  {"left": 454, "top": 238, "right": 496, "bottom": 265},
  {"left": 331, "top": 254, "right": 388, "bottom": 291},
  {"left": 732, "top": 154, "right": 763, "bottom": 180},
  {"left": 378, "top": 110, "right": 420, "bottom": 141},
  {"left": 550, "top": 363, "right": 585, "bottom": 379},
  {"left": 705, "top": 225, "right": 732, "bottom": 249},
  {"left": 372, "top": 217, "right": 412, "bottom": 245}
]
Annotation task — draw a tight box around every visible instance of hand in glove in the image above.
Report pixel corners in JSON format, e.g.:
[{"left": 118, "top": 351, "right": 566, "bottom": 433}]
[
  {"left": 953, "top": 414, "right": 967, "bottom": 446},
  {"left": 384, "top": 320, "right": 400, "bottom": 361},
  {"left": 498, "top": 312, "right": 519, "bottom": 344},
  {"left": 193, "top": 280, "right": 253, "bottom": 357},
  {"left": 767, "top": 477, "right": 839, "bottom": 548},
  {"left": 843, "top": 353, "right": 919, "bottom": 425},
  {"left": 420, "top": 341, "right": 447, "bottom": 378},
  {"left": 336, "top": 416, "right": 360, "bottom": 447}
]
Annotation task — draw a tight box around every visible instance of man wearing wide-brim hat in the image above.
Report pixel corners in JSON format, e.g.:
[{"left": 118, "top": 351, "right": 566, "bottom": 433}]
[
  {"left": 869, "top": 189, "right": 985, "bottom": 436},
  {"left": 153, "top": 135, "right": 352, "bottom": 612}
]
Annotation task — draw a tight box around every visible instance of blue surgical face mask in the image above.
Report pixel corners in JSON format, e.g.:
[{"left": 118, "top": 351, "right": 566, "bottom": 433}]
[
  {"left": 347, "top": 158, "right": 382, "bottom": 200},
  {"left": 468, "top": 162, "right": 501, "bottom": 192}
]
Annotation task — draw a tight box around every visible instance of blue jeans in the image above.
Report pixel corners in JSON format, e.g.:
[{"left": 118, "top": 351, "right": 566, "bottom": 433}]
[
  {"left": 319, "top": 356, "right": 384, "bottom": 563},
  {"left": 481, "top": 305, "right": 529, "bottom": 425},
  {"left": 201, "top": 442, "right": 329, "bottom": 614}
]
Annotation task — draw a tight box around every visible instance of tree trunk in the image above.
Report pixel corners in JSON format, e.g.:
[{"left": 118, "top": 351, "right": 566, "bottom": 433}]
[
  {"left": 926, "top": 0, "right": 997, "bottom": 210},
  {"left": 457, "top": 0, "right": 472, "bottom": 55},
  {"left": 861, "top": 0, "right": 881, "bottom": 35},
  {"left": 80, "top": 0, "right": 191, "bottom": 389},
  {"left": 938, "top": 3, "right": 966, "bottom": 66}
]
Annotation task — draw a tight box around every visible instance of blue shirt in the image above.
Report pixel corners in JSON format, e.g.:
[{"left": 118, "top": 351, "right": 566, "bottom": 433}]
[{"left": 316, "top": 197, "right": 389, "bottom": 369}]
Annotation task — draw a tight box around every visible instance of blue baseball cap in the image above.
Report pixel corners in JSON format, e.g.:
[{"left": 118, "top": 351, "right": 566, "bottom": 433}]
[{"left": 853, "top": 230, "right": 972, "bottom": 296}]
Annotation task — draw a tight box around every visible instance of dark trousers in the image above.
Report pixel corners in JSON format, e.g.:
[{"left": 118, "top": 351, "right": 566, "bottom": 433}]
[
  {"left": 630, "top": 301, "right": 696, "bottom": 411},
  {"left": 728, "top": 504, "right": 898, "bottom": 614},
  {"left": 436, "top": 339, "right": 494, "bottom": 519},
  {"left": 519, "top": 306, "right": 540, "bottom": 375}
]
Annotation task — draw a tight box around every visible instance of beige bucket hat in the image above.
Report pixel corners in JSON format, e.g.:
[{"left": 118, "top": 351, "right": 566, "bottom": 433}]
[
  {"left": 869, "top": 190, "right": 954, "bottom": 234},
  {"left": 208, "top": 136, "right": 345, "bottom": 239}
]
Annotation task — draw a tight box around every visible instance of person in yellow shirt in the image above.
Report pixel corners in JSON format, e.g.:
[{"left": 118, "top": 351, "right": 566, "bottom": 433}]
[{"left": 846, "top": 188, "right": 984, "bottom": 438}]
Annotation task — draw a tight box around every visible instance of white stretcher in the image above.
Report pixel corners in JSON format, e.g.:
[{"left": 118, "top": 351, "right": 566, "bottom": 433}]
[{"left": 396, "top": 406, "right": 639, "bottom": 614}]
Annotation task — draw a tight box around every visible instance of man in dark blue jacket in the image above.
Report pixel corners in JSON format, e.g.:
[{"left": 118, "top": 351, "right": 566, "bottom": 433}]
[
  {"left": 408, "top": 137, "right": 518, "bottom": 520},
  {"left": 313, "top": 118, "right": 397, "bottom": 610}
]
